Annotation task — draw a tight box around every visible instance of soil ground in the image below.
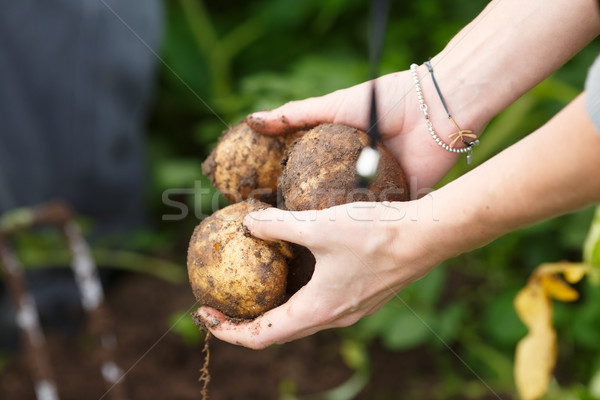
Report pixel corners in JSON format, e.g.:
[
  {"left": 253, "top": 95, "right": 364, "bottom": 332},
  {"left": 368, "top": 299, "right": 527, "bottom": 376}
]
[{"left": 0, "top": 273, "right": 511, "bottom": 400}]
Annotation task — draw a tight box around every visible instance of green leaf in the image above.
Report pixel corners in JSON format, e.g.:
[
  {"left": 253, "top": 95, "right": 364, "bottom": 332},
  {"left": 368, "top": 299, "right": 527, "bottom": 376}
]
[
  {"left": 0, "top": 356, "right": 6, "bottom": 373},
  {"left": 483, "top": 289, "right": 527, "bottom": 347},
  {"left": 437, "top": 303, "right": 467, "bottom": 343},
  {"left": 351, "top": 301, "right": 403, "bottom": 342},
  {"left": 168, "top": 311, "right": 203, "bottom": 346},
  {"left": 339, "top": 339, "right": 368, "bottom": 370},
  {"left": 406, "top": 266, "right": 446, "bottom": 307},
  {"left": 278, "top": 377, "right": 297, "bottom": 398},
  {"left": 194, "top": 120, "right": 227, "bottom": 148},
  {"left": 161, "top": 3, "right": 211, "bottom": 105},
  {"left": 153, "top": 159, "right": 203, "bottom": 191},
  {"left": 589, "top": 366, "right": 600, "bottom": 398},
  {"left": 0, "top": 207, "right": 35, "bottom": 233},
  {"left": 583, "top": 205, "right": 600, "bottom": 270},
  {"left": 380, "top": 310, "right": 433, "bottom": 351},
  {"left": 571, "top": 296, "right": 600, "bottom": 350}
]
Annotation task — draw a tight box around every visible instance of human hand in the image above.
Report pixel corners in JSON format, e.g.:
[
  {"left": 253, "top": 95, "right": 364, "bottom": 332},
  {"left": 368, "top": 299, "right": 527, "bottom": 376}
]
[
  {"left": 194, "top": 199, "right": 446, "bottom": 349},
  {"left": 246, "top": 69, "right": 487, "bottom": 192}
]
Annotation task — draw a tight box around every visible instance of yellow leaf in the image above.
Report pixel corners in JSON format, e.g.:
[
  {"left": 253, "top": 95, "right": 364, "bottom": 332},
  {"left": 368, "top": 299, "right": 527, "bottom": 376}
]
[
  {"left": 514, "top": 261, "right": 592, "bottom": 399},
  {"left": 563, "top": 265, "right": 587, "bottom": 284},
  {"left": 514, "top": 283, "right": 557, "bottom": 400},
  {"left": 514, "top": 282, "right": 552, "bottom": 329},
  {"left": 537, "top": 262, "right": 591, "bottom": 285},
  {"left": 541, "top": 275, "right": 579, "bottom": 302},
  {"left": 514, "top": 330, "right": 557, "bottom": 400}
]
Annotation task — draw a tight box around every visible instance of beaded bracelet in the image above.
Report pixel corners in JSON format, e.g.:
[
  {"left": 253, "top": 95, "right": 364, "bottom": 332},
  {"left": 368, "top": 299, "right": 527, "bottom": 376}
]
[{"left": 410, "top": 62, "right": 479, "bottom": 164}]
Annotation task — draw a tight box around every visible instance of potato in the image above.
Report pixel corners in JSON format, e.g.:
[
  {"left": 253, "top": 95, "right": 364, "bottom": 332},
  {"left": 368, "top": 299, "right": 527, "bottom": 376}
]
[
  {"left": 187, "top": 199, "right": 293, "bottom": 319},
  {"left": 190, "top": 124, "right": 408, "bottom": 318},
  {"left": 202, "top": 122, "right": 303, "bottom": 206},
  {"left": 279, "top": 123, "right": 409, "bottom": 211}
]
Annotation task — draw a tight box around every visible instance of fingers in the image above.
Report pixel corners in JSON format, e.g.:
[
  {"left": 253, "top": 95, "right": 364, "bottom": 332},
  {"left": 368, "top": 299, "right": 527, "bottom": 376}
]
[
  {"left": 243, "top": 203, "right": 382, "bottom": 248},
  {"left": 193, "top": 306, "right": 227, "bottom": 329},
  {"left": 195, "top": 291, "right": 323, "bottom": 349},
  {"left": 243, "top": 207, "right": 326, "bottom": 248},
  {"left": 246, "top": 84, "right": 372, "bottom": 134},
  {"left": 196, "top": 287, "right": 388, "bottom": 349},
  {"left": 246, "top": 92, "right": 341, "bottom": 134}
]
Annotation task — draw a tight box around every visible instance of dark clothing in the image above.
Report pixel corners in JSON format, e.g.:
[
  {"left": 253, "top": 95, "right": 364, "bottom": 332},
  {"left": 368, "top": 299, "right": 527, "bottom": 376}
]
[{"left": 0, "top": 0, "right": 162, "bottom": 232}]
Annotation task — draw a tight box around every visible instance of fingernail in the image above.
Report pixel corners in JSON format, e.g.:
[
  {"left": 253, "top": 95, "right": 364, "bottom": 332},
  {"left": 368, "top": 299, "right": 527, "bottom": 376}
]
[
  {"left": 249, "top": 111, "right": 269, "bottom": 120},
  {"left": 206, "top": 316, "right": 221, "bottom": 328},
  {"left": 243, "top": 212, "right": 257, "bottom": 232},
  {"left": 195, "top": 308, "right": 222, "bottom": 329},
  {"left": 247, "top": 111, "right": 269, "bottom": 128}
]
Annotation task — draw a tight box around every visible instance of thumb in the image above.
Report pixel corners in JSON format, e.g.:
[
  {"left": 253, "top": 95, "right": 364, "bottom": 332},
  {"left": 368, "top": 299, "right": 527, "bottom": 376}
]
[
  {"left": 243, "top": 207, "right": 322, "bottom": 248},
  {"left": 246, "top": 88, "right": 355, "bottom": 134}
]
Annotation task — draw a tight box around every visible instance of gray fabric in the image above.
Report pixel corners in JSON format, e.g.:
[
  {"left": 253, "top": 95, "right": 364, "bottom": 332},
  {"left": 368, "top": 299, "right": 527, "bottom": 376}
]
[
  {"left": 585, "top": 54, "right": 600, "bottom": 134},
  {"left": 0, "top": 0, "right": 162, "bottom": 232}
]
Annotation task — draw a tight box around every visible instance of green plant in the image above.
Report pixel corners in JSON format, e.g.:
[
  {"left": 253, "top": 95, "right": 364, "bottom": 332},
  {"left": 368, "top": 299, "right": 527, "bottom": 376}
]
[{"left": 169, "top": 311, "right": 204, "bottom": 347}]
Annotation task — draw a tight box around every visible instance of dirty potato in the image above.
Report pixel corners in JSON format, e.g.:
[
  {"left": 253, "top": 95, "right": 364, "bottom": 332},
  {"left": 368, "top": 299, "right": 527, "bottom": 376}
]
[
  {"left": 279, "top": 123, "right": 409, "bottom": 211},
  {"left": 187, "top": 199, "right": 292, "bottom": 319},
  {"left": 202, "top": 122, "right": 303, "bottom": 206}
]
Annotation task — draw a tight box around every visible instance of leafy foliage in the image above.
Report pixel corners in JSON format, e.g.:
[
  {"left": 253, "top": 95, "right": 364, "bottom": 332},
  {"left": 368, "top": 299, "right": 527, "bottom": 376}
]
[{"left": 146, "top": 1, "right": 600, "bottom": 398}]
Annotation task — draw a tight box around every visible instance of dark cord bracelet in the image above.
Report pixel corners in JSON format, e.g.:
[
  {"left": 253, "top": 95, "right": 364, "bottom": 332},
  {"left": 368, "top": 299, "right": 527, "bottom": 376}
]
[{"left": 411, "top": 61, "right": 479, "bottom": 164}]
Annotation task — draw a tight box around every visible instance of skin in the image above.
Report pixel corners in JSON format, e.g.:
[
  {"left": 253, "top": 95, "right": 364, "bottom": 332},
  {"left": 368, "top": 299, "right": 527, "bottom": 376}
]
[{"left": 196, "top": 0, "right": 600, "bottom": 349}]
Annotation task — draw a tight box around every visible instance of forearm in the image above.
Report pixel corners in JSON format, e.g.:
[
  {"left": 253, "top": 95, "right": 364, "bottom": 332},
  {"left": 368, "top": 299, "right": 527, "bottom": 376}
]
[
  {"left": 426, "top": 94, "right": 600, "bottom": 259},
  {"left": 421, "top": 0, "right": 600, "bottom": 135}
]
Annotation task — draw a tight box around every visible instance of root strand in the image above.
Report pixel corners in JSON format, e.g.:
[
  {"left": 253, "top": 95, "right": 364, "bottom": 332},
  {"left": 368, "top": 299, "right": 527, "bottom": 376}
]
[{"left": 199, "top": 331, "right": 211, "bottom": 400}]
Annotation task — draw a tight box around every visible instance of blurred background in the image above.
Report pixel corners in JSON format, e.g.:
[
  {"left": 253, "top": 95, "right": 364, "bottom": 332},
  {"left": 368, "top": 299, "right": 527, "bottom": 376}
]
[{"left": 1, "top": 0, "right": 599, "bottom": 399}]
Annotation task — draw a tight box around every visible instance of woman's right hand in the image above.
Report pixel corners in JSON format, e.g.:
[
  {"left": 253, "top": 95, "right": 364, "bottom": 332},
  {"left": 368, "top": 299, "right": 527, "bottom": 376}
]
[{"left": 246, "top": 68, "right": 486, "bottom": 193}]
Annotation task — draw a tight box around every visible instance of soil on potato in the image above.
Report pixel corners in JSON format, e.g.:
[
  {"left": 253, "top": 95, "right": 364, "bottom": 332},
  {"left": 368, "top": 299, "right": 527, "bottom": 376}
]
[
  {"left": 279, "top": 124, "right": 409, "bottom": 211},
  {"left": 0, "top": 273, "right": 510, "bottom": 400}
]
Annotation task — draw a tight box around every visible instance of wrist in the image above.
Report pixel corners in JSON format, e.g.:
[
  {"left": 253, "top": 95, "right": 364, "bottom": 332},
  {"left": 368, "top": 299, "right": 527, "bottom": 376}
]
[
  {"left": 428, "top": 0, "right": 600, "bottom": 129},
  {"left": 386, "top": 195, "right": 467, "bottom": 269},
  {"left": 417, "top": 184, "right": 497, "bottom": 261},
  {"left": 413, "top": 62, "right": 490, "bottom": 144},
  {"left": 405, "top": 62, "right": 490, "bottom": 168}
]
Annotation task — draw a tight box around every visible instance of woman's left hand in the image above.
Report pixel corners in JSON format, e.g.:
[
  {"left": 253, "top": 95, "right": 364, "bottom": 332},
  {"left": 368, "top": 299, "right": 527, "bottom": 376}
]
[{"left": 194, "top": 199, "right": 443, "bottom": 349}]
